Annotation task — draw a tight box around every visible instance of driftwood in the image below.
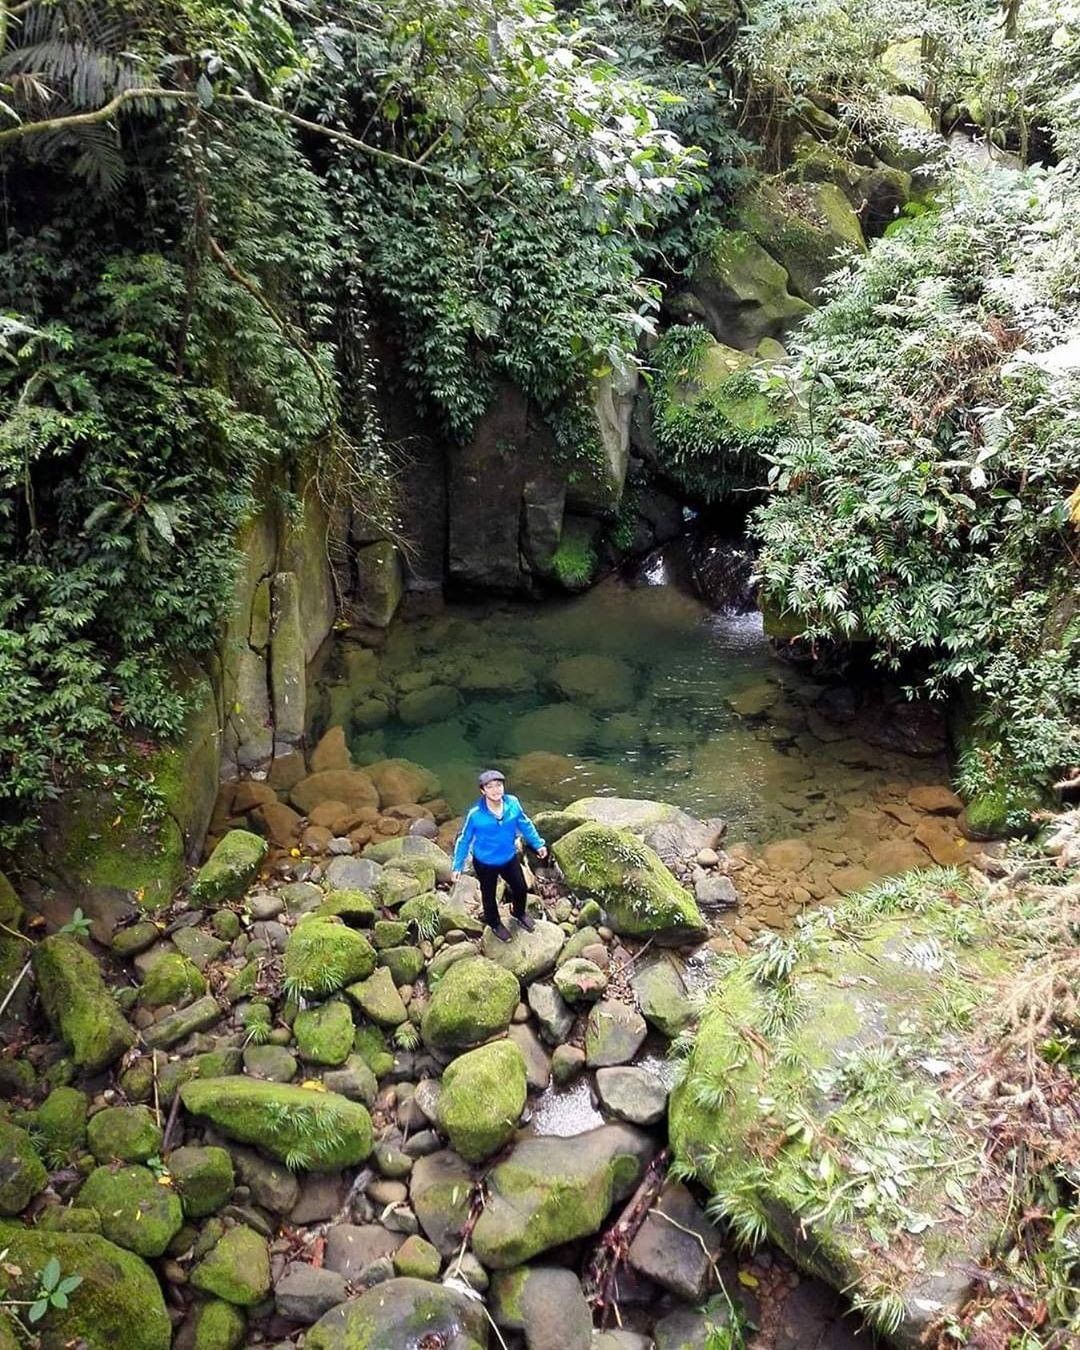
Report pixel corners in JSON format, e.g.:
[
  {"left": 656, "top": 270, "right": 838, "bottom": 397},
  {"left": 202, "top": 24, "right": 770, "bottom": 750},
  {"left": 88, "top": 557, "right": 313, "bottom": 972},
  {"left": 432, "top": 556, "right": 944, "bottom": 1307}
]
[{"left": 584, "top": 1146, "right": 669, "bottom": 1329}]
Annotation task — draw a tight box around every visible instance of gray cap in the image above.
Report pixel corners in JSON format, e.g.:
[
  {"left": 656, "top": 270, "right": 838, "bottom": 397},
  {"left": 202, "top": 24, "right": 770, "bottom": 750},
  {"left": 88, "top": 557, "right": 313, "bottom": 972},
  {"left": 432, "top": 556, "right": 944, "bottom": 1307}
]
[{"left": 477, "top": 769, "right": 506, "bottom": 786}]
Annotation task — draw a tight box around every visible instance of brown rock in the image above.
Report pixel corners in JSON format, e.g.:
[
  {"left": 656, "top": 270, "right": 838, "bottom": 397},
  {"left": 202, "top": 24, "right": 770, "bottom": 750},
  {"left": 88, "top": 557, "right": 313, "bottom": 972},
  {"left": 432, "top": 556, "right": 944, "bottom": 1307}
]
[
  {"left": 309, "top": 725, "right": 352, "bottom": 774},
  {"left": 255, "top": 800, "right": 304, "bottom": 847},
  {"left": 348, "top": 826, "right": 374, "bottom": 848},
  {"left": 907, "top": 785, "right": 963, "bottom": 815},
  {"left": 290, "top": 769, "right": 379, "bottom": 815},
  {"left": 830, "top": 865, "right": 874, "bottom": 895},
  {"left": 384, "top": 804, "right": 434, "bottom": 822},
  {"left": 301, "top": 825, "right": 334, "bottom": 853},
  {"left": 882, "top": 802, "right": 919, "bottom": 826},
  {"left": 232, "top": 780, "right": 278, "bottom": 813},
  {"left": 376, "top": 817, "right": 403, "bottom": 837},
  {"left": 863, "top": 838, "right": 930, "bottom": 878},
  {"left": 761, "top": 839, "right": 813, "bottom": 873},
  {"left": 268, "top": 749, "right": 308, "bottom": 791},
  {"left": 914, "top": 819, "right": 968, "bottom": 867},
  {"left": 309, "top": 799, "right": 350, "bottom": 829}
]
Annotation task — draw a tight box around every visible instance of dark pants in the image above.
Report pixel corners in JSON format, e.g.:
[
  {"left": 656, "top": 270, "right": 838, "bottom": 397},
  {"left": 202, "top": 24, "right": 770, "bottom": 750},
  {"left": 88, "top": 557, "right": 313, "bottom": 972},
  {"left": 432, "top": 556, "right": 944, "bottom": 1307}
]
[{"left": 473, "top": 855, "right": 528, "bottom": 928}]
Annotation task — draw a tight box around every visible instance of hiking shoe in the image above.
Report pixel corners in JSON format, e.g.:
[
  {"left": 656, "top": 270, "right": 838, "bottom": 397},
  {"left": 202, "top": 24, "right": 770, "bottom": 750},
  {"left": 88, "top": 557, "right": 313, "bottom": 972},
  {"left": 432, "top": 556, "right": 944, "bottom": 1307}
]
[
  {"left": 515, "top": 913, "right": 536, "bottom": 933},
  {"left": 491, "top": 924, "right": 513, "bottom": 943}
]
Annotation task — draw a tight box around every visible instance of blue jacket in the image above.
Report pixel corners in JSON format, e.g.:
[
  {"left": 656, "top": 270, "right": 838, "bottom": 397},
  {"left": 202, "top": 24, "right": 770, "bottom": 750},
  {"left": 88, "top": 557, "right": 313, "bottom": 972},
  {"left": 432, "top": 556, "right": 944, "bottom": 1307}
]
[{"left": 451, "top": 794, "right": 545, "bottom": 871}]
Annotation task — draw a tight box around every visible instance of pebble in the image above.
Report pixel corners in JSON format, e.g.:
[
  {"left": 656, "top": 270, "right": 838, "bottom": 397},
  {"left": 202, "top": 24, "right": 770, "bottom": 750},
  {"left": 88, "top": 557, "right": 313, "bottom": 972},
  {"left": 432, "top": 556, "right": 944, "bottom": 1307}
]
[{"left": 696, "top": 848, "right": 719, "bottom": 866}]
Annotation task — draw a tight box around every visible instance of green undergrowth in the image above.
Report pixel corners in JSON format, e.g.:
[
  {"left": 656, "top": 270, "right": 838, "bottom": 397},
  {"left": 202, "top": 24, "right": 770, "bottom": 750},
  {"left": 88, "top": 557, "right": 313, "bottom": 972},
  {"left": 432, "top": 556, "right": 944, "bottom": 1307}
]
[
  {"left": 649, "top": 325, "right": 785, "bottom": 502},
  {"left": 670, "top": 857, "right": 1080, "bottom": 1341}
]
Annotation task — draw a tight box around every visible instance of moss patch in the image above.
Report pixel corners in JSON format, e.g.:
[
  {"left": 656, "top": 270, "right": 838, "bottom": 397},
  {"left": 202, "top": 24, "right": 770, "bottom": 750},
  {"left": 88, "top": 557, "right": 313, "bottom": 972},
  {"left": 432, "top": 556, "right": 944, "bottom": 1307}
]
[
  {"left": 0, "top": 1222, "right": 171, "bottom": 1349},
  {"left": 190, "top": 1224, "right": 271, "bottom": 1306},
  {"left": 80, "top": 1164, "right": 184, "bottom": 1258},
  {"left": 420, "top": 956, "right": 520, "bottom": 1052},
  {"left": 189, "top": 829, "right": 267, "bottom": 907},
  {"left": 438, "top": 1040, "right": 527, "bottom": 1162},
  {"left": 0, "top": 1121, "right": 47, "bottom": 1215},
  {"left": 284, "top": 918, "right": 376, "bottom": 998},
  {"left": 86, "top": 1105, "right": 162, "bottom": 1164},
  {"left": 179, "top": 1077, "right": 373, "bottom": 1171},
  {"left": 32, "top": 935, "right": 134, "bottom": 1072}
]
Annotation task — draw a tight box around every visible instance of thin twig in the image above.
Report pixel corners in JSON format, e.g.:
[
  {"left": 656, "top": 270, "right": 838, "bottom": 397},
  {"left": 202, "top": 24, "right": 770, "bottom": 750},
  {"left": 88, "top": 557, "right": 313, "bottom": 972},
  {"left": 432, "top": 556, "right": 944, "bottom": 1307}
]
[{"left": 0, "top": 960, "right": 31, "bottom": 1021}]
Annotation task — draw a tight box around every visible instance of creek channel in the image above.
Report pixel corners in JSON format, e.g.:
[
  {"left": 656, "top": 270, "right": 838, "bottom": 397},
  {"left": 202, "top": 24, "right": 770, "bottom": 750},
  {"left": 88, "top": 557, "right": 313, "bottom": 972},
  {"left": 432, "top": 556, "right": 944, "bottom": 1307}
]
[{"left": 297, "top": 539, "right": 966, "bottom": 1345}]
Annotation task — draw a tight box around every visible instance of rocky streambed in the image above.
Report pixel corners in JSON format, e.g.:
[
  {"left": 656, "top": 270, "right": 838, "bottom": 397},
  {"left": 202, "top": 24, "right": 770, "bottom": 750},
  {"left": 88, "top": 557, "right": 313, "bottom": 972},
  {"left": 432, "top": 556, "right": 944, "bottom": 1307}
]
[{"left": 0, "top": 732, "right": 1036, "bottom": 1350}]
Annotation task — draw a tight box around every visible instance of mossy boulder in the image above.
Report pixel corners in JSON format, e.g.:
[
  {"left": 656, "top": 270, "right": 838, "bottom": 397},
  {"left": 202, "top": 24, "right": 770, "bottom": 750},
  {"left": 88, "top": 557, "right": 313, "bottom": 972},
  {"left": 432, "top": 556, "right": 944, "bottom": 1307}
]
[
  {"left": 32, "top": 934, "right": 134, "bottom": 1072},
  {"left": 739, "top": 180, "right": 866, "bottom": 303},
  {"left": 392, "top": 1234, "right": 442, "bottom": 1280},
  {"left": 420, "top": 956, "right": 520, "bottom": 1052},
  {"left": 189, "top": 829, "right": 267, "bottom": 907},
  {"left": 35, "top": 1205, "right": 101, "bottom": 1233},
  {"left": 686, "top": 227, "right": 811, "bottom": 350},
  {"left": 179, "top": 1077, "right": 373, "bottom": 1170},
  {"left": 35, "top": 1086, "right": 88, "bottom": 1162},
  {"left": 294, "top": 1000, "right": 356, "bottom": 1065},
  {"left": 0, "top": 1222, "right": 171, "bottom": 1349},
  {"left": 314, "top": 888, "right": 376, "bottom": 926},
  {"left": 305, "top": 1277, "right": 488, "bottom": 1350},
  {"left": 283, "top": 918, "right": 376, "bottom": 998},
  {"left": 0, "top": 1121, "right": 47, "bottom": 1215},
  {"left": 346, "top": 966, "right": 408, "bottom": 1027},
  {"left": 362, "top": 834, "right": 451, "bottom": 884},
  {"left": 552, "top": 823, "right": 706, "bottom": 944},
  {"left": 437, "top": 1040, "right": 527, "bottom": 1162},
  {"left": 192, "top": 1299, "right": 246, "bottom": 1350},
  {"left": 138, "top": 952, "right": 206, "bottom": 1008},
  {"left": 87, "top": 1105, "right": 162, "bottom": 1164},
  {"left": 669, "top": 879, "right": 1011, "bottom": 1347},
  {"left": 79, "top": 1164, "right": 184, "bottom": 1257},
  {"left": 168, "top": 1145, "right": 235, "bottom": 1219},
  {"left": 471, "top": 1124, "right": 655, "bottom": 1267},
  {"left": 631, "top": 956, "right": 696, "bottom": 1038},
  {"left": 190, "top": 1223, "right": 271, "bottom": 1306}
]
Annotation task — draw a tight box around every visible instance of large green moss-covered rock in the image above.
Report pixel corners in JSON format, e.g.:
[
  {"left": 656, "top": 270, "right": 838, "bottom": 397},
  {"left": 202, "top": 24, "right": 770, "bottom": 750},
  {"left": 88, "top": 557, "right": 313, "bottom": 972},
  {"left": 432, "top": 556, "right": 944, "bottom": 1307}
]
[
  {"left": 190, "top": 1223, "right": 271, "bottom": 1306},
  {"left": 86, "top": 1105, "right": 162, "bottom": 1163},
  {"left": 346, "top": 965, "right": 408, "bottom": 1026},
  {"left": 305, "top": 1277, "right": 488, "bottom": 1350},
  {"left": 0, "top": 1222, "right": 171, "bottom": 1350},
  {"left": 294, "top": 999, "right": 355, "bottom": 1065},
  {"left": 472, "top": 1124, "right": 654, "bottom": 1268},
  {"left": 79, "top": 1164, "right": 184, "bottom": 1257},
  {"left": 420, "top": 956, "right": 520, "bottom": 1052},
  {"left": 552, "top": 823, "right": 706, "bottom": 944},
  {"left": 168, "top": 1145, "right": 235, "bottom": 1219},
  {"left": 283, "top": 918, "right": 376, "bottom": 998},
  {"left": 32, "top": 935, "right": 134, "bottom": 1072},
  {"left": 739, "top": 180, "right": 866, "bottom": 303},
  {"left": 685, "top": 227, "right": 811, "bottom": 350},
  {"left": 437, "top": 1040, "right": 527, "bottom": 1162},
  {"left": 180, "top": 1077, "right": 373, "bottom": 1170},
  {"left": 669, "top": 875, "right": 1011, "bottom": 1348},
  {"left": 192, "top": 1299, "right": 246, "bottom": 1350},
  {"left": 0, "top": 1121, "right": 47, "bottom": 1215},
  {"left": 189, "top": 829, "right": 267, "bottom": 907},
  {"left": 34, "top": 1086, "right": 89, "bottom": 1163},
  {"left": 138, "top": 951, "right": 206, "bottom": 1008}
]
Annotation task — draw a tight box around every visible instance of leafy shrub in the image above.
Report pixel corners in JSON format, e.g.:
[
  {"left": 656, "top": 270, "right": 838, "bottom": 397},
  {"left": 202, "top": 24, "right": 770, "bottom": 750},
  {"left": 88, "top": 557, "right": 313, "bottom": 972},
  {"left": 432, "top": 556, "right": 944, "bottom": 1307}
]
[{"left": 754, "top": 165, "right": 1080, "bottom": 804}]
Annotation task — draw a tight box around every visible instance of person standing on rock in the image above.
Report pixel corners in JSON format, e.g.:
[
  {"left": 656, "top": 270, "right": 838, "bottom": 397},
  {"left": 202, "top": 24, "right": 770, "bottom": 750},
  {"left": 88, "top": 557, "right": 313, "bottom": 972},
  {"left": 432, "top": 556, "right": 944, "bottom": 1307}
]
[{"left": 451, "top": 769, "right": 547, "bottom": 943}]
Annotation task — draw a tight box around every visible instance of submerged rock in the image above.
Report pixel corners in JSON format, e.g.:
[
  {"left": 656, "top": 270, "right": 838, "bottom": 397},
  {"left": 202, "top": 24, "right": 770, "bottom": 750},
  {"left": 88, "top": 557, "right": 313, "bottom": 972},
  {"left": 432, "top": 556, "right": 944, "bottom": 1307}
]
[
  {"left": 564, "top": 797, "right": 721, "bottom": 866},
  {"left": 180, "top": 1078, "right": 373, "bottom": 1170},
  {"left": 32, "top": 934, "right": 134, "bottom": 1072},
  {"left": 304, "top": 1276, "right": 489, "bottom": 1350},
  {"left": 553, "top": 823, "right": 707, "bottom": 944},
  {"left": 0, "top": 1222, "right": 171, "bottom": 1349},
  {"left": 471, "top": 1124, "right": 654, "bottom": 1267}
]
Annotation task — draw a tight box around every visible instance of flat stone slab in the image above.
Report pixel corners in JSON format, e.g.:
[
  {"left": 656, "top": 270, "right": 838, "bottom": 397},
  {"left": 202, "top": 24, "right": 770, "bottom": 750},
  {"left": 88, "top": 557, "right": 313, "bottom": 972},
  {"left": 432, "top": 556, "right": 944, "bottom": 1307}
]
[
  {"left": 323, "top": 856, "right": 382, "bottom": 892},
  {"left": 323, "top": 1223, "right": 404, "bottom": 1281},
  {"left": 627, "top": 1181, "right": 722, "bottom": 1300},
  {"left": 630, "top": 956, "right": 696, "bottom": 1039}
]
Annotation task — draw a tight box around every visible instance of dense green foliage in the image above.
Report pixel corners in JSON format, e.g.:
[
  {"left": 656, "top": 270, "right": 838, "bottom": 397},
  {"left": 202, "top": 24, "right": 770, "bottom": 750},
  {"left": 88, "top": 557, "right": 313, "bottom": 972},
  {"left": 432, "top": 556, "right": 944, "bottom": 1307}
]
[
  {"left": 650, "top": 324, "right": 786, "bottom": 500},
  {"left": 0, "top": 0, "right": 706, "bottom": 843},
  {"left": 754, "top": 165, "right": 1080, "bottom": 806}
]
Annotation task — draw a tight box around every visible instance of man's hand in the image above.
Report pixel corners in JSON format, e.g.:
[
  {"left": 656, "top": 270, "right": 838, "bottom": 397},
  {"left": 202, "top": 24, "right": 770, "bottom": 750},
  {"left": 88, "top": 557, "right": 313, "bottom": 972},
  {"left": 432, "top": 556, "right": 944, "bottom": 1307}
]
[
  {"left": 451, "top": 871, "right": 460, "bottom": 883},
  {"left": 537, "top": 847, "right": 548, "bottom": 861}
]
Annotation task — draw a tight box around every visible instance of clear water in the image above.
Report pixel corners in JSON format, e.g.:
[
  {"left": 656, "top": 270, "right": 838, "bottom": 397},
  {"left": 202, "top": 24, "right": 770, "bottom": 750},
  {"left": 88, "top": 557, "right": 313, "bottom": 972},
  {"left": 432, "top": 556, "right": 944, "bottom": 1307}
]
[{"left": 310, "top": 556, "right": 947, "bottom": 845}]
